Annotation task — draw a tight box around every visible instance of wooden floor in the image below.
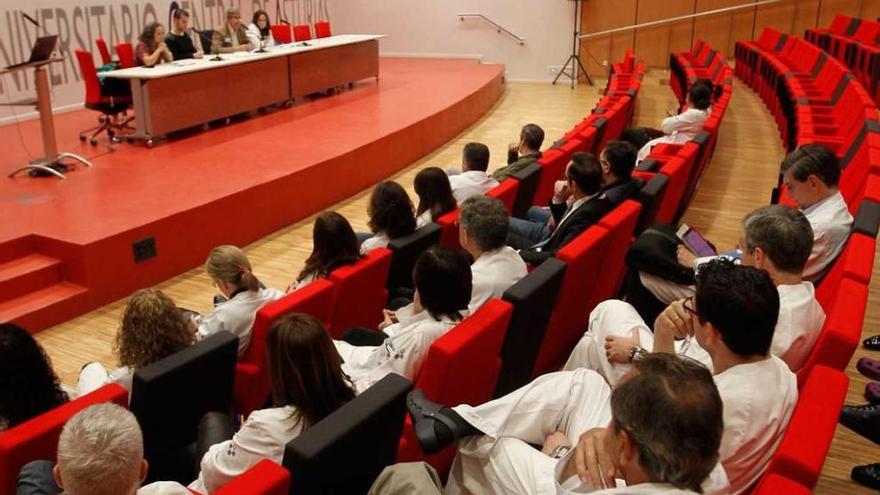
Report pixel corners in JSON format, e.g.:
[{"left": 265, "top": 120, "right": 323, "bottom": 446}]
[{"left": 34, "top": 70, "right": 878, "bottom": 493}]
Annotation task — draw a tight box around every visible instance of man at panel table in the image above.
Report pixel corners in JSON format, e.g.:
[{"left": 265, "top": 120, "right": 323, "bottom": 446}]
[{"left": 211, "top": 7, "right": 254, "bottom": 55}]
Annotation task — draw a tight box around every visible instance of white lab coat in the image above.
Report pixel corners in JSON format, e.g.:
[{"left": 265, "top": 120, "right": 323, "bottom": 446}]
[
  {"left": 76, "top": 362, "right": 134, "bottom": 398},
  {"left": 714, "top": 355, "right": 797, "bottom": 494},
  {"left": 246, "top": 23, "right": 277, "bottom": 49},
  {"left": 140, "top": 482, "right": 193, "bottom": 494},
  {"left": 190, "top": 406, "right": 302, "bottom": 494},
  {"left": 197, "top": 287, "right": 285, "bottom": 356},
  {"left": 416, "top": 210, "right": 433, "bottom": 229},
  {"left": 335, "top": 311, "right": 464, "bottom": 393},
  {"left": 636, "top": 108, "right": 710, "bottom": 162},
  {"left": 469, "top": 247, "right": 527, "bottom": 313},
  {"left": 801, "top": 191, "right": 853, "bottom": 281},
  {"left": 449, "top": 170, "right": 500, "bottom": 204},
  {"left": 772, "top": 282, "right": 825, "bottom": 371},
  {"left": 360, "top": 232, "right": 390, "bottom": 255}
]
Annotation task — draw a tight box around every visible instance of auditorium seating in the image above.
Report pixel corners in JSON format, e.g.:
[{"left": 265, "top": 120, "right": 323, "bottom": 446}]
[
  {"left": 752, "top": 474, "right": 811, "bottom": 495},
  {"left": 485, "top": 179, "right": 519, "bottom": 213},
  {"left": 208, "top": 460, "right": 291, "bottom": 495},
  {"left": 510, "top": 162, "right": 542, "bottom": 218},
  {"left": 805, "top": 15, "right": 880, "bottom": 104},
  {"left": 0, "top": 384, "right": 127, "bottom": 495},
  {"left": 436, "top": 207, "right": 463, "bottom": 251},
  {"left": 387, "top": 224, "right": 442, "bottom": 298},
  {"left": 328, "top": 248, "right": 393, "bottom": 336}
]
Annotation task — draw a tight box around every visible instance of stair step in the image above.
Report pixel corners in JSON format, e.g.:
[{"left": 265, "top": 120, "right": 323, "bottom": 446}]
[
  {"left": 0, "top": 282, "right": 88, "bottom": 327},
  {"left": 0, "top": 236, "right": 37, "bottom": 264},
  {"left": 0, "top": 254, "right": 62, "bottom": 302}
]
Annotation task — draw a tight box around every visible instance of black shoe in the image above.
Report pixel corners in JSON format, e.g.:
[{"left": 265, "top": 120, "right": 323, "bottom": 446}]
[
  {"left": 839, "top": 404, "right": 880, "bottom": 444},
  {"left": 406, "top": 389, "right": 478, "bottom": 455},
  {"left": 852, "top": 463, "right": 880, "bottom": 490},
  {"left": 865, "top": 334, "right": 880, "bottom": 351}
]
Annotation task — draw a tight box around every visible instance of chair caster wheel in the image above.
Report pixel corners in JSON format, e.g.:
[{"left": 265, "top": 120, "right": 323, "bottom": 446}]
[
  {"left": 145, "top": 139, "right": 154, "bottom": 148},
  {"left": 79, "top": 135, "right": 86, "bottom": 142},
  {"left": 111, "top": 136, "right": 121, "bottom": 144},
  {"left": 90, "top": 138, "right": 98, "bottom": 145}
]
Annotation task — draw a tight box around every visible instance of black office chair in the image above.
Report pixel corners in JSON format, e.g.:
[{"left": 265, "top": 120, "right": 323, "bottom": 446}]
[
  {"left": 634, "top": 174, "right": 668, "bottom": 235},
  {"left": 494, "top": 258, "right": 567, "bottom": 397},
  {"left": 510, "top": 162, "right": 543, "bottom": 219},
  {"left": 282, "top": 373, "right": 413, "bottom": 494},
  {"left": 130, "top": 331, "right": 238, "bottom": 483},
  {"left": 198, "top": 29, "right": 214, "bottom": 55},
  {"left": 387, "top": 223, "right": 441, "bottom": 301}
]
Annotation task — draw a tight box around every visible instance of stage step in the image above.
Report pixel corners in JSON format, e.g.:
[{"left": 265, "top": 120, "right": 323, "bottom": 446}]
[
  {"left": 0, "top": 253, "right": 63, "bottom": 302},
  {"left": 0, "top": 282, "right": 88, "bottom": 330}
]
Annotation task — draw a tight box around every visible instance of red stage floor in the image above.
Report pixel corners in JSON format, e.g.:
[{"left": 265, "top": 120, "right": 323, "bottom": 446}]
[{"left": 0, "top": 58, "right": 505, "bottom": 331}]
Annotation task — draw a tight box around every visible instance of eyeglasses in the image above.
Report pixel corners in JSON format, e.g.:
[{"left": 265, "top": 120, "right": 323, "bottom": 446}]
[{"left": 682, "top": 297, "right": 698, "bottom": 318}]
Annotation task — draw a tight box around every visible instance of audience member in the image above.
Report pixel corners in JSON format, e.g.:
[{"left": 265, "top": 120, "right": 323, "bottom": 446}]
[
  {"left": 492, "top": 124, "right": 545, "bottom": 181},
  {"left": 414, "top": 167, "right": 457, "bottom": 227},
  {"left": 211, "top": 8, "right": 253, "bottom": 54},
  {"left": 360, "top": 181, "right": 417, "bottom": 254},
  {"left": 76, "top": 289, "right": 197, "bottom": 397},
  {"left": 336, "top": 246, "right": 471, "bottom": 393},
  {"left": 0, "top": 323, "right": 68, "bottom": 432},
  {"left": 447, "top": 142, "right": 498, "bottom": 203},
  {"left": 15, "top": 403, "right": 191, "bottom": 495},
  {"left": 136, "top": 22, "right": 173, "bottom": 67},
  {"left": 289, "top": 212, "right": 361, "bottom": 292},
  {"left": 165, "top": 9, "right": 204, "bottom": 60},
  {"left": 634, "top": 80, "right": 713, "bottom": 162},
  {"left": 190, "top": 314, "right": 355, "bottom": 493},
  {"left": 246, "top": 10, "right": 277, "bottom": 49},
  {"left": 197, "top": 245, "right": 284, "bottom": 356}
]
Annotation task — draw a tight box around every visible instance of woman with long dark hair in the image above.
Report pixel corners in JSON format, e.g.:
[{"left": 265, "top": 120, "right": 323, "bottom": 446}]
[
  {"left": 0, "top": 323, "right": 68, "bottom": 431},
  {"left": 135, "top": 22, "right": 173, "bottom": 67},
  {"left": 191, "top": 314, "right": 355, "bottom": 493},
  {"left": 246, "top": 10, "right": 277, "bottom": 48},
  {"left": 360, "top": 181, "right": 417, "bottom": 254},
  {"left": 289, "top": 212, "right": 361, "bottom": 292},
  {"left": 414, "top": 167, "right": 458, "bottom": 227}
]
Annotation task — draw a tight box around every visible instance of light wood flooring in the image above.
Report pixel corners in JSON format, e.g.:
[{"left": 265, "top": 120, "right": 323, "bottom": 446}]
[{"left": 33, "top": 70, "right": 879, "bottom": 494}]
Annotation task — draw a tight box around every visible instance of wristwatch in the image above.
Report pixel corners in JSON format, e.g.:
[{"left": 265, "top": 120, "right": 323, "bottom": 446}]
[
  {"left": 628, "top": 346, "right": 648, "bottom": 363},
  {"left": 550, "top": 445, "right": 571, "bottom": 459}
]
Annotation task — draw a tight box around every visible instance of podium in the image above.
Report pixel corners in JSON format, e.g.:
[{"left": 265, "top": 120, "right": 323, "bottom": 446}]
[{"left": 3, "top": 58, "right": 91, "bottom": 179}]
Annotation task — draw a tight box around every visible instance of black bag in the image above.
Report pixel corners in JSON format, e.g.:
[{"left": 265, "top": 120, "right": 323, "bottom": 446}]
[{"left": 625, "top": 224, "right": 695, "bottom": 285}]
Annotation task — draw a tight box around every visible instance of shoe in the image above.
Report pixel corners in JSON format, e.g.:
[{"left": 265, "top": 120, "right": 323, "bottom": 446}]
[
  {"left": 852, "top": 463, "right": 880, "bottom": 490},
  {"left": 864, "top": 334, "right": 880, "bottom": 350},
  {"left": 857, "top": 357, "right": 880, "bottom": 381},
  {"left": 839, "top": 404, "right": 880, "bottom": 444},
  {"left": 406, "top": 389, "right": 477, "bottom": 455},
  {"left": 867, "top": 383, "right": 880, "bottom": 405}
]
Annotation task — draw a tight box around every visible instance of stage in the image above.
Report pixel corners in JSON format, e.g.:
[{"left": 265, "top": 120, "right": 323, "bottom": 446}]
[{"left": 0, "top": 57, "right": 505, "bottom": 332}]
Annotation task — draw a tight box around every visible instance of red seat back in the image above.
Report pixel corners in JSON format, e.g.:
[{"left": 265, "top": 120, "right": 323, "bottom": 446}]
[
  {"left": 816, "top": 233, "right": 875, "bottom": 305},
  {"left": 765, "top": 366, "right": 848, "bottom": 488},
  {"left": 74, "top": 50, "right": 102, "bottom": 105},
  {"left": 270, "top": 25, "right": 292, "bottom": 44},
  {"left": 654, "top": 152, "right": 693, "bottom": 225},
  {"left": 595, "top": 200, "right": 642, "bottom": 300},
  {"left": 485, "top": 178, "right": 519, "bottom": 214},
  {"left": 293, "top": 24, "right": 312, "bottom": 41},
  {"left": 315, "top": 20, "right": 332, "bottom": 39},
  {"left": 752, "top": 474, "right": 811, "bottom": 495},
  {"left": 534, "top": 148, "right": 569, "bottom": 207},
  {"left": 533, "top": 225, "right": 610, "bottom": 377},
  {"left": 115, "top": 42, "right": 135, "bottom": 68},
  {"left": 0, "top": 384, "right": 128, "bottom": 495},
  {"left": 328, "top": 248, "right": 392, "bottom": 337},
  {"left": 95, "top": 38, "right": 112, "bottom": 65},
  {"left": 436, "top": 208, "right": 462, "bottom": 251},
  {"left": 211, "top": 459, "right": 291, "bottom": 495}
]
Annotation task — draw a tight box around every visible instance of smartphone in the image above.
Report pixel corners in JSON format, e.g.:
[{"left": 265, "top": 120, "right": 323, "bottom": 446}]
[{"left": 676, "top": 223, "right": 717, "bottom": 257}]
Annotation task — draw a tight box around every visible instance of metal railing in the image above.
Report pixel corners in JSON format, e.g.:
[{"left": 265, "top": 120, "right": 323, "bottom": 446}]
[
  {"left": 457, "top": 13, "right": 526, "bottom": 45},
  {"left": 580, "top": 0, "right": 785, "bottom": 39}
]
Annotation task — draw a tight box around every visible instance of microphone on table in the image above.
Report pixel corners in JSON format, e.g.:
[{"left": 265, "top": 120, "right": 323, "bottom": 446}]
[{"left": 210, "top": 52, "right": 223, "bottom": 61}]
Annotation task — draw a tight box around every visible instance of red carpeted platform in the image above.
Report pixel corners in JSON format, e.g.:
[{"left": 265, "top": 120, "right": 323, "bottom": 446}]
[{"left": 0, "top": 58, "right": 505, "bottom": 332}]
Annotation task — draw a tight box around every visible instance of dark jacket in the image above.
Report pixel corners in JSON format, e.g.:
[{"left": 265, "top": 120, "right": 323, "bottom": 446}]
[
  {"left": 603, "top": 177, "right": 644, "bottom": 206},
  {"left": 492, "top": 151, "right": 542, "bottom": 182}
]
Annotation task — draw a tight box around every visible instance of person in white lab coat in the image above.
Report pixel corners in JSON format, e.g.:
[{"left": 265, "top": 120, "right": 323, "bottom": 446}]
[
  {"left": 16, "top": 403, "right": 192, "bottom": 495},
  {"left": 407, "top": 260, "right": 796, "bottom": 495},
  {"left": 635, "top": 80, "right": 713, "bottom": 162},
  {"left": 246, "top": 10, "right": 277, "bottom": 49},
  {"left": 447, "top": 142, "right": 499, "bottom": 204},
  {"left": 581, "top": 205, "right": 825, "bottom": 380},
  {"left": 335, "top": 246, "right": 472, "bottom": 393},
  {"left": 197, "top": 245, "right": 284, "bottom": 356},
  {"left": 459, "top": 195, "right": 527, "bottom": 313},
  {"left": 414, "top": 167, "right": 458, "bottom": 228},
  {"left": 288, "top": 212, "right": 361, "bottom": 292},
  {"left": 190, "top": 314, "right": 355, "bottom": 493},
  {"left": 77, "top": 289, "right": 196, "bottom": 398},
  {"left": 360, "top": 181, "right": 417, "bottom": 255}
]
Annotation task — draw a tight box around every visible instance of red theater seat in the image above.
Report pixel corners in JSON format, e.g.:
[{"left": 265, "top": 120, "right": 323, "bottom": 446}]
[
  {"left": 209, "top": 459, "right": 290, "bottom": 495},
  {"left": 436, "top": 208, "right": 463, "bottom": 251},
  {"left": 234, "top": 279, "right": 335, "bottom": 417},
  {"left": 0, "top": 384, "right": 128, "bottom": 495},
  {"left": 752, "top": 474, "right": 811, "bottom": 495},
  {"left": 328, "top": 248, "right": 392, "bottom": 337},
  {"left": 595, "top": 200, "right": 642, "bottom": 300},
  {"left": 485, "top": 179, "right": 519, "bottom": 213}
]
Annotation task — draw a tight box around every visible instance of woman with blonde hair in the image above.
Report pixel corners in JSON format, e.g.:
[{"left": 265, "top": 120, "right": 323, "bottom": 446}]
[
  {"left": 197, "top": 245, "right": 284, "bottom": 356},
  {"left": 76, "top": 289, "right": 196, "bottom": 397}
]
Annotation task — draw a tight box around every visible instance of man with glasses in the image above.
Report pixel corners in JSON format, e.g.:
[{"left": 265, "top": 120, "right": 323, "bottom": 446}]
[
  {"left": 406, "top": 260, "right": 795, "bottom": 494},
  {"left": 211, "top": 7, "right": 253, "bottom": 54}
]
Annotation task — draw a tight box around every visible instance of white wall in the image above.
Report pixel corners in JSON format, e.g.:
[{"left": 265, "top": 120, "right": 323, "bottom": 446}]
[{"left": 325, "top": 0, "right": 574, "bottom": 82}]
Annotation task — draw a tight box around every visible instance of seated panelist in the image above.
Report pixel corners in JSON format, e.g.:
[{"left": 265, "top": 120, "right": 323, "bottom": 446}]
[{"left": 211, "top": 7, "right": 254, "bottom": 54}]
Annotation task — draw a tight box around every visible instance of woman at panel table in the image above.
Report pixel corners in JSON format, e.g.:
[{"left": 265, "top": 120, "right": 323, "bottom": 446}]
[
  {"left": 190, "top": 314, "right": 355, "bottom": 493},
  {"left": 246, "top": 10, "right": 277, "bottom": 49},
  {"left": 287, "top": 212, "right": 362, "bottom": 292},
  {"left": 76, "top": 289, "right": 197, "bottom": 398},
  {"left": 414, "top": 167, "right": 458, "bottom": 228},
  {"left": 360, "top": 181, "right": 417, "bottom": 255},
  {"left": 136, "top": 22, "right": 173, "bottom": 67}
]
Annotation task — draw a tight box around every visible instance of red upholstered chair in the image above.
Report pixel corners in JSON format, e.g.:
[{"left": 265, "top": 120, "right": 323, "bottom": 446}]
[
  {"left": 765, "top": 366, "right": 848, "bottom": 489},
  {"left": 397, "top": 299, "right": 513, "bottom": 475},
  {"left": 270, "top": 25, "right": 292, "bottom": 44},
  {"left": 0, "top": 384, "right": 128, "bottom": 495},
  {"left": 328, "top": 248, "right": 392, "bottom": 338},
  {"left": 314, "top": 20, "right": 332, "bottom": 39},
  {"left": 115, "top": 42, "right": 135, "bottom": 68},
  {"left": 234, "top": 279, "right": 335, "bottom": 417},
  {"left": 654, "top": 144, "right": 698, "bottom": 225},
  {"left": 595, "top": 200, "right": 642, "bottom": 300},
  {"left": 210, "top": 459, "right": 290, "bottom": 495},
  {"left": 532, "top": 225, "right": 611, "bottom": 377},
  {"left": 95, "top": 38, "right": 112, "bottom": 65},
  {"left": 293, "top": 24, "right": 312, "bottom": 42},
  {"left": 752, "top": 474, "right": 811, "bottom": 495},
  {"left": 816, "top": 232, "right": 876, "bottom": 305},
  {"left": 485, "top": 179, "right": 519, "bottom": 214},
  {"left": 436, "top": 208, "right": 462, "bottom": 251},
  {"left": 74, "top": 50, "right": 132, "bottom": 145}
]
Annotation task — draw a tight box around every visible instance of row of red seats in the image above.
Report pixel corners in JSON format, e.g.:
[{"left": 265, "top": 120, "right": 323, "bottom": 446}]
[
  {"left": 735, "top": 25, "right": 880, "bottom": 491},
  {"left": 805, "top": 14, "right": 880, "bottom": 103}
]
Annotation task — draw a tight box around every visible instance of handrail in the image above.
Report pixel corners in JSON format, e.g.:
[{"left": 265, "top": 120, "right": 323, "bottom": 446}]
[
  {"left": 458, "top": 13, "right": 526, "bottom": 45},
  {"left": 580, "top": 0, "right": 784, "bottom": 39}
]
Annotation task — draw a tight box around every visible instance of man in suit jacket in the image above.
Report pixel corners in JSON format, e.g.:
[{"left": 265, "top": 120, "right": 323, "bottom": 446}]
[
  {"left": 491, "top": 124, "right": 545, "bottom": 181},
  {"left": 212, "top": 8, "right": 253, "bottom": 54}
]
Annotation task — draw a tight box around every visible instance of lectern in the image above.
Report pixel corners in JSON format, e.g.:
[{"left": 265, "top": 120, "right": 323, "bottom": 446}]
[{"left": 3, "top": 58, "right": 92, "bottom": 179}]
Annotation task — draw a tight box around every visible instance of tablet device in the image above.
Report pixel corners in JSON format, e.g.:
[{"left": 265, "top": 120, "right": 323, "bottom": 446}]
[{"left": 676, "top": 223, "right": 717, "bottom": 257}]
